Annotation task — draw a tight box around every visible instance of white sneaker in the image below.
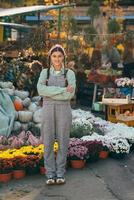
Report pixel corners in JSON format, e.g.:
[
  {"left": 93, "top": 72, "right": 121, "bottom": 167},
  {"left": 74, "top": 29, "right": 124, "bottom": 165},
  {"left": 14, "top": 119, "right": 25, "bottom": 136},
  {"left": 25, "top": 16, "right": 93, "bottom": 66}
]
[
  {"left": 56, "top": 177, "right": 66, "bottom": 185},
  {"left": 46, "top": 178, "right": 55, "bottom": 185}
]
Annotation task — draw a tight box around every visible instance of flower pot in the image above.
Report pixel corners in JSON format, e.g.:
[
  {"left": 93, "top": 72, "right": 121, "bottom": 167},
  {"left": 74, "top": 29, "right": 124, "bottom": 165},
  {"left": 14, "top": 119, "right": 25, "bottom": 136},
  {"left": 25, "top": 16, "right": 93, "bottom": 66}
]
[
  {"left": 0, "top": 172, "right": 12, "bottom": 183},
  {"left": 99, "top": 151, "right": 109, "bottom": 159},
  {"left": 39, "top": 166, "right": 46, "bottom": 175},
  {"left": 70, "top": 160, "right": 86, "bottom": 169},
  {"left": 13, "top": 169, "right": 26, "bottom": 179}
]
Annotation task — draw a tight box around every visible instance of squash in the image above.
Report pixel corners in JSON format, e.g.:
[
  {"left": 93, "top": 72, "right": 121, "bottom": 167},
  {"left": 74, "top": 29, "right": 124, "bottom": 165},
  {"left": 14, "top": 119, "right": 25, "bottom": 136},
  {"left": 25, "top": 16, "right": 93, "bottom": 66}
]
[
  {"left": 18, "top": 111, "right": 33, "bottom": 123},
  {"left": 13, "top": 121, "right": 22, "bottom": 131},
  {"left": 28, "top": 103, "right": 38, "bottom": 112},
  {"left": 21, "top": 123, "right": 28, "bottom": 131},
  {"left": 0, "top": 81, "right": 13, "bottom": 89},
  {"left": 15, "top": 111, "right": 19, "bottom": 120},
  {"left": 15, "top": 90, "right": 29, "bottom": 100},
  {"left": 22, "top": 97, "right": 31, "bottom": 107},
  {"left": 33, "top": 108, "right": 42, "bottom": 123},
  {"left": 2, "top": 88, "right": 15, "bottom": 96},
  {"left": 13, "top": 99, "right": 23, "bottom": 111}
]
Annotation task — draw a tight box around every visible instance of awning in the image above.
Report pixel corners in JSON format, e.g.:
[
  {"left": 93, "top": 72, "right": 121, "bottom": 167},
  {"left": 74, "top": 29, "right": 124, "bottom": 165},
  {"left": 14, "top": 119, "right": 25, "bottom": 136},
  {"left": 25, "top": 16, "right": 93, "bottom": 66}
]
[{"left": 0, "top": 4, "right": 75, "bottom": 17}]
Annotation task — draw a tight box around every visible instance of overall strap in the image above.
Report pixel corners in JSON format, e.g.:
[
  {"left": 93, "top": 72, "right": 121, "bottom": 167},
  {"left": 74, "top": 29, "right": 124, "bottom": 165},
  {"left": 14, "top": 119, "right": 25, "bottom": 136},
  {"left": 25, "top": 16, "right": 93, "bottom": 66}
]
[
  {"left": 64, "top": 68, "right": 68, "bottom": 87},
  {"left": 46, "top": 67, "right": 50, "bottom": 86}
]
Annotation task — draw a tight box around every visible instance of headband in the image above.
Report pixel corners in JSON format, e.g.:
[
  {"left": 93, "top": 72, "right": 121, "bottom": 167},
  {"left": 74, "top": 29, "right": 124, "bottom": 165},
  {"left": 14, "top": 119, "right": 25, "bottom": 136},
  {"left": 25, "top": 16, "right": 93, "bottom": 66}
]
[{"left": 48, "top": 44, "right": 67, "bottom": 57}]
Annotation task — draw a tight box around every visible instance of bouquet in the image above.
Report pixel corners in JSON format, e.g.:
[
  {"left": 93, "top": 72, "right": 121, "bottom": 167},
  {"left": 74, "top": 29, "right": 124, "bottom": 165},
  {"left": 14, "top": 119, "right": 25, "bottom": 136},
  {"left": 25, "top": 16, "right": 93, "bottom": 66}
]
[
  {"left": 67, "top": 138, "right": 88, "bottom": 160},
  {"left": 0, "top": 158, "right": 13, "bottom": 174},
  {"left": 115, "top": 77, "right": 134, "bottom": 87}
]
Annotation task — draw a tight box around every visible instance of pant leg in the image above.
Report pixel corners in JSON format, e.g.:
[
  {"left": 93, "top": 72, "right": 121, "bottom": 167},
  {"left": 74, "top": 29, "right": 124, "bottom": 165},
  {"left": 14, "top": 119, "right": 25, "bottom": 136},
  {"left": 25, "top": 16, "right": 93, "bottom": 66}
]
[
  {"left": 55, "top": 103, "right": 72, "bottom": 177},
  {"left": 41, "top": 104, "right": 56, "bottom": 178}
]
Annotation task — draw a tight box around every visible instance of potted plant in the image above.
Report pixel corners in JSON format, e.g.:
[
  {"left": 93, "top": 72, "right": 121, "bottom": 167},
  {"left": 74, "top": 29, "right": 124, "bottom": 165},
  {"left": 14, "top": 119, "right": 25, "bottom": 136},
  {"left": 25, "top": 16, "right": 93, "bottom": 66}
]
[
  {"left": 0, "top": 158, "right": 13, "bottom": 183},
  {"left": 67, "top": 138, "right": 88, "bottom": 169},
  {"left": 115, "top": 77, "right": 134, "bottom": 96},
  {"left": 83, "top": 140, "right": 103, "bottom": 162},
  {"left": 12, "top": 156, "right": 27, "bottom": 179},
  {"left": 109, "top": 138, "right": 130, "bottom": 159},
  {"left": 39, "top": 155, "right": 46, "bottom": 175},
  {"left": 99, "top": 145, "right": 109, "bottom": 159},
  {"left": 25, "top": 155, "right": 40, "bottom": 175},
  {"left": 99, "top": 140, "right": 110, "bottom": 159}
]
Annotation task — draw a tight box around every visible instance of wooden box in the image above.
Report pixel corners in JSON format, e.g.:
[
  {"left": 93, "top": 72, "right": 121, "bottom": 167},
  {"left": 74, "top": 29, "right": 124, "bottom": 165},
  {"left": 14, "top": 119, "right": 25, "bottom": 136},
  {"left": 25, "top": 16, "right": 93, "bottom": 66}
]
[{"left": 102, "top": 95, "right": 131, "bottom": 104}]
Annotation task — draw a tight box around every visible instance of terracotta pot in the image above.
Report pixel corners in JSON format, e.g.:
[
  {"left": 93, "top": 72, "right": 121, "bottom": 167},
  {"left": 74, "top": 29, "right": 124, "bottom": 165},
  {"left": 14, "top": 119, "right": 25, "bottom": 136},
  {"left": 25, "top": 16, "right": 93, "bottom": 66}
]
[
  {"left": 13, "top": 169, "right": 26, "bottom": 179},
  {"left": 0, "top": 172, "right": 12, "bottom": 183},
  {"left": 70, "top": 160, "right": 86, "bottom": 169},
  {"left": 40, "top": 166, "right": 46, "bottom": 175},
  {"left": 99, "top": 151, "right": 109, "bottom": 159}
]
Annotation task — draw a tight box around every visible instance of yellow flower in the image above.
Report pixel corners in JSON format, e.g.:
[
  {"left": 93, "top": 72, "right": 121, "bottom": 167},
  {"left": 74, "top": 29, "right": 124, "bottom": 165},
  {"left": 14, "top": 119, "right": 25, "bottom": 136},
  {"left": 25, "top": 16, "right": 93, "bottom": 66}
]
[{"left": 116, "top": 44, "right": 124, "bottom": 53}]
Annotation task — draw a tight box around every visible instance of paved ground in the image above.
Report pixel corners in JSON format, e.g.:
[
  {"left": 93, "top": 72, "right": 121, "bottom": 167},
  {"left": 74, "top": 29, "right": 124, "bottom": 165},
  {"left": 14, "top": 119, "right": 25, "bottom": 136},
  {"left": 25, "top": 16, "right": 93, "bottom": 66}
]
[{"left": 1, "top": 151, "right": 134, "bottom": 200}]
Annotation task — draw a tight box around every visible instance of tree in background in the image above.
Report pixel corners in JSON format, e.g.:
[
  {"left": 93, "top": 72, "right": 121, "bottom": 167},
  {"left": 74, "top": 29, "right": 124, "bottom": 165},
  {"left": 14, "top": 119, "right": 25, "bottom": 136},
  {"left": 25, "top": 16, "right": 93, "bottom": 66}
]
[
  {"left": 108, "top": 18, "right": 120, "bottom": 33},
  {"left": 87, "top": 0, "right": 101, "bottom": 25}
]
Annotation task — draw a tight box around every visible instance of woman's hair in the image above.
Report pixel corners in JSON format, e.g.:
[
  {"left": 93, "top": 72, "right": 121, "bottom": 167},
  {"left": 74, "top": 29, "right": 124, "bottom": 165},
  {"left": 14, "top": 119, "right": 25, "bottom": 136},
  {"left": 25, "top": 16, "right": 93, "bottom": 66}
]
[{"left": 48, "top": 44, "right": 66, "bottom": 67}]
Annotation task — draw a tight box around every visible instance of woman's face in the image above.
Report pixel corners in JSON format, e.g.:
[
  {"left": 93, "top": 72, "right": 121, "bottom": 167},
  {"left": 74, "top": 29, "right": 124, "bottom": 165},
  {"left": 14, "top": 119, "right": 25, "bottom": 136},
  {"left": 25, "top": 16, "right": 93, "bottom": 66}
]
[{"left": 50, "top": 51, "right": 64, "bottom": 68}]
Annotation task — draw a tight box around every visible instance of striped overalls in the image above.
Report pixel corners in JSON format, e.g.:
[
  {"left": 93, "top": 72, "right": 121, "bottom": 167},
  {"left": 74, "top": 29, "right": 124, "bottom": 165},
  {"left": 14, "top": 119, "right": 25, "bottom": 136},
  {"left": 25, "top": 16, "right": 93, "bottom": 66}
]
[{"left": 41, "top": 71, "right": 72, "bottom": 178}]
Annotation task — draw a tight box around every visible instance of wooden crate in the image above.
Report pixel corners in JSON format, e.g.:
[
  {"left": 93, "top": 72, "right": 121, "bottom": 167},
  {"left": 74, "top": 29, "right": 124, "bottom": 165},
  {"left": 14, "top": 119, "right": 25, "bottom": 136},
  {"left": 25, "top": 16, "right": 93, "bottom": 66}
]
[
  {"left": 102, "top": 95, "right": 131, "bottom": 104},
  {"left": 107, "top": 103, "right": 134, "bottom": 123},
  {"left": 116, "top": 119, "right": 134, "bottom": 127}
]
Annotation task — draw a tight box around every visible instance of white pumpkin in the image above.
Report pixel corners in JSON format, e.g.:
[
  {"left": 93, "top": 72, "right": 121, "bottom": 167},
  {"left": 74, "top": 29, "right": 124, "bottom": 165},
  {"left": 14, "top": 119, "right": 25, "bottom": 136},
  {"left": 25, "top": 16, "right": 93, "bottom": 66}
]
[
  {"left": 21, "top": 123, "right": 28, "bottom": 131},
  {"left": 2, "top": 88, "right": 15, "bottom": 96},
  {"left": 23, "top": 98, "right": 31, "bottom": 107},
  {"left": 15, "top": 90, "right": 29, "bottom": 100},
  {"left": 28, "top": 102, "right": 38, "bottom": 112},
  {"left": 13, "top": 121, "right": 22, "bottom": 131},
  {"left": 33, "top": 108, "right": 42, "bottom": 123},
  {"left": 32, "top": 96, "right": 41, "bottom": 102},
  {"left": 35, "top": 123, "right": 42, "bottom": 130},
  {"left": 0, "top": 81, "right": 13, "bottom": 89},
  {"left": 18, "top": 111, "right": 33, "bottom": 122},
  {"left": 15, "top": 111, "right": 19, "bottom": 120}
]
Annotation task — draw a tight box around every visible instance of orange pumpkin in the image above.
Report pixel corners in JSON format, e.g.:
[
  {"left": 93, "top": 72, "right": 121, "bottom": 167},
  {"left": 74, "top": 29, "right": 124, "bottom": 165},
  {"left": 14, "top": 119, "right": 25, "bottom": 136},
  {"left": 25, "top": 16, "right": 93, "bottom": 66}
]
[{"left": 13, "top": 99, "right": 23, "bottom": 111}]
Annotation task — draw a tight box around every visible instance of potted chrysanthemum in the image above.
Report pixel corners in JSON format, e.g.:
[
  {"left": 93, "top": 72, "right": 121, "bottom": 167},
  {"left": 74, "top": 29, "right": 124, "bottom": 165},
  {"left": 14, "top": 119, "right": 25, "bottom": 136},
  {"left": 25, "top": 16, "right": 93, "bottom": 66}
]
[
  {"left": 109, "top": 138, "right": 130, "bottom": 159},
  {"left": 67, "top": 138, "right": 88, "bottom": 169},
  {"left": 0, "top": 158, "right": 13, "bottom": 183}
]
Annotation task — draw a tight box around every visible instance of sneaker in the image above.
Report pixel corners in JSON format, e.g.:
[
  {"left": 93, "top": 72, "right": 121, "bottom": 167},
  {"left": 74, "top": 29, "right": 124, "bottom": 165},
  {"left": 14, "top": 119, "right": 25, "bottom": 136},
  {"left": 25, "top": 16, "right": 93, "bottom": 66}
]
[
  {"left": 46, "top": 178, "right": 55, "bottom": 185},
  {"left": 56, "top": 177, "right": 66, "bottom": 185}
]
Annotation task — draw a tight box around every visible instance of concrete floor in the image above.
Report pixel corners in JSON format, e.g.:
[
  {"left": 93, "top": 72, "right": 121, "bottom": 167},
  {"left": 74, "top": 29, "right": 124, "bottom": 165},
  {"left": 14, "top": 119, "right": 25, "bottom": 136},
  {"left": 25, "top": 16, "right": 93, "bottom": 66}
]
[{"left": 1, "top": 151, "right": 134, "bottom": 200}]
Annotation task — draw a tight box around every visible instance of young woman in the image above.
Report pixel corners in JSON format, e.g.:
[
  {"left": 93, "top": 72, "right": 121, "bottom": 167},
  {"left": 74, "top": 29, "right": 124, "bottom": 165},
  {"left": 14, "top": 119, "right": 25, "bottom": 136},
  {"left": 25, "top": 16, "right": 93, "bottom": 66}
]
[{"left": 37, "top": 44, "right": 76, "bottom": 185}]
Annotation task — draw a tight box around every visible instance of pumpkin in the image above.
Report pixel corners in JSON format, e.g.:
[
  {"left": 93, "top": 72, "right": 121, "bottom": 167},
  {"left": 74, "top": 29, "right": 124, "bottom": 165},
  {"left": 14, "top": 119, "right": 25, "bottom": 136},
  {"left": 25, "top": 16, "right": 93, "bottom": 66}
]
[
  {"left": 3, "top": 88, "right": 15, "bottom": 96},
  {"left": 13, "top": 99, "right": 23, "bottom": 111},
  {"left": 22, "top": 97, "right": 31, "bottom": 107},
  {"left": 18, "top": 111, "right": 33, "bottom": 123},
  {"left": 0, "top": 81, "right": 13, "bottom": 89},
  {"left": 28, "top": 103, "right": 38, "bottom": 112},
  {"left": 33, "top": 109, "right": 42, "bottom": 123},
  {"left": 15, "top": 90, "right": 29, "bottom": 100},
  {"left": 15, "top": 111, "right": 19, "bottom": 120},
  {"left": 21, "top": 123, "right": 28, "bottom": 131},
  {"left": 13, "top": 121, "right": 22, "bottom": 131}
]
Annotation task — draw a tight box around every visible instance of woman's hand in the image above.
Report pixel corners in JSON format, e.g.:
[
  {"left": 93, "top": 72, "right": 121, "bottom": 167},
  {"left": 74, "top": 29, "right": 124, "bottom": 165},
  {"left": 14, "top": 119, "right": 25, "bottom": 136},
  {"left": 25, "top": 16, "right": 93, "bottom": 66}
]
[{"left": 66, "top": 85, "right": 74, "bottom": 93}]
